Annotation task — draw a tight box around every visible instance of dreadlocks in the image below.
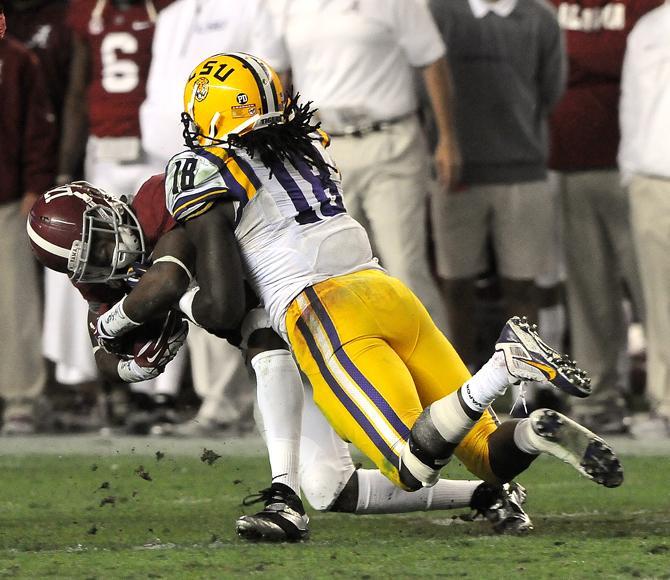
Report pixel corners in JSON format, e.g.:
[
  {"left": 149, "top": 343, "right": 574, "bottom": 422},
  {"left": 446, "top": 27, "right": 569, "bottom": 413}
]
[{"left": 227, "top": 94, "right": 334, "bottom": 178}]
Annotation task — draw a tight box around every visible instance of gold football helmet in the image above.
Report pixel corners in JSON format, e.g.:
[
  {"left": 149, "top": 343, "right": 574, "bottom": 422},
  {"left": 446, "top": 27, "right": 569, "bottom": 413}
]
[{"left": 182, "top": 52, "right": 285, "bottom": 148}]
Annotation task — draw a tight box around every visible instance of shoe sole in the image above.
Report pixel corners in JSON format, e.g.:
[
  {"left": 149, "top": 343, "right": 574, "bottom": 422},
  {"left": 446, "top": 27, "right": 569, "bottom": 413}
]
[
  {"left": 236, "top": 515, "right": 308, "bottom": 543},
  {"left": 505, "top": 317, "right": 591, "bottom": 398},
  {"left": 530, "top": 408, "right": 624, "bottom": 488}
]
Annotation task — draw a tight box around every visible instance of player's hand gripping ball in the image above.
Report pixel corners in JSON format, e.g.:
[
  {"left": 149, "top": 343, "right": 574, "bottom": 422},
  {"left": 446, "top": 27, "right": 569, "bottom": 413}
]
[
  {"left": 113, "top": 310, "right": 189, "bottom": 382},
  {"left": 121, "top": 310, "right": 188, "bottom": 365}
]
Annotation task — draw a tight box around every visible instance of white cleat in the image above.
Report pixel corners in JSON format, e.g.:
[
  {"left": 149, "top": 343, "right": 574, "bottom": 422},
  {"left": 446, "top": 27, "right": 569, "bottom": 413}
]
[{"left": 529, "top": 408, "right": 624, "bottom": 488}]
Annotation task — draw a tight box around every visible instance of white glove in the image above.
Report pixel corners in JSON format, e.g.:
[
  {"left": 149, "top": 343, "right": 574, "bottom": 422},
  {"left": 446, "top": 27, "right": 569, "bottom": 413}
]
[{"left": 117, "top": 358, "right": 163, "bottom": 382}]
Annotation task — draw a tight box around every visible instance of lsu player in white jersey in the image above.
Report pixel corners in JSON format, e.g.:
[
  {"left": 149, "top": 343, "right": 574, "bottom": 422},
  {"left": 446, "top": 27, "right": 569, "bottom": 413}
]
[{"left": 166, "top": 53, "right": 624, "bottom": 539}]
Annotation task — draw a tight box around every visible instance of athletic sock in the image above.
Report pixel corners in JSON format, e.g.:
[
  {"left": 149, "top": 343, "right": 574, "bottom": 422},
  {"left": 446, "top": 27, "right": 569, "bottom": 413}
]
[
  {"left": 355, "top": 469, "right": 481, "bottom": 514},
  {"left": 252, "top": 349, "right": 304, "bottom": 496},
  {"left": 428, "top": 354, "right": 510, "bottom": 446},
  {"left": 513, "top": 418, "right": 542, "bottom": 456},
  {"left": 458, "top": 351, "right": 510, "bottom": 414}
]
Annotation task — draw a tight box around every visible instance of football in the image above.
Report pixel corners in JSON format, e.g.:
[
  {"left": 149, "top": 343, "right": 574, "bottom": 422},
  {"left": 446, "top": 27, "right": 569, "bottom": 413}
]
[{"left": 115, "top": 310, "right": 185, "bottom": 362}]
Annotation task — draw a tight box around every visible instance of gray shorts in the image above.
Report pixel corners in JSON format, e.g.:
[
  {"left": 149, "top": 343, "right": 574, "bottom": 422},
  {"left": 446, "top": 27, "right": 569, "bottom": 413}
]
[{"left": 431, "top": 180, "right": 554, "bottom": 280}]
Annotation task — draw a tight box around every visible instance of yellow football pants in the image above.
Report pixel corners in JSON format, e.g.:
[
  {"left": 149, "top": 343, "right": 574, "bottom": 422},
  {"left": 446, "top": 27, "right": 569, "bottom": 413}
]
[{"left": 286, "top": 269, "right": 499, "bottom": 488}]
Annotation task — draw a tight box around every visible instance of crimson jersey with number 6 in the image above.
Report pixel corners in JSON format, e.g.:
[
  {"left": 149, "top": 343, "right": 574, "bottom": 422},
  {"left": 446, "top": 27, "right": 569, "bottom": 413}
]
[{"left": 68, "top": 0, "right": 173, "bottom": 138}]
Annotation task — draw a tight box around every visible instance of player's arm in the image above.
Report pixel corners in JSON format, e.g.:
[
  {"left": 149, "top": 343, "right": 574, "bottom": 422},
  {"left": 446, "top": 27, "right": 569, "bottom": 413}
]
[
  {"left": 122, "top": 228, "right": 195, "bottom": 322},
  {"left": 58, "top": 35, "right": 89, "bottom": 183},
  {"left": 94, "top": 226, "right": 195, "bottom": 342},
  {"left": 182, "top": 201, "right": 246, "bottom": 333},
  {"left": 165, "top": 151, "right": 247, "bottom": 334},
  {"left": 421, "top": 55, "right": 461, "bottom": 189},
  {"left": 89, "top": 308, "right": 125, "bottom": 381}
]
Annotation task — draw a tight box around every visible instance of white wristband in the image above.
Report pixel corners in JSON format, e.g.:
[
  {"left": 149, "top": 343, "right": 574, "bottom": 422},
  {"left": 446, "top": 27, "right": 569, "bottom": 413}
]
[
  {"left": 178, "top": 285, "right": 201, "bottom": 326},
  {"left": 99, "top": 297, "right": 141, "bottom": 337}
]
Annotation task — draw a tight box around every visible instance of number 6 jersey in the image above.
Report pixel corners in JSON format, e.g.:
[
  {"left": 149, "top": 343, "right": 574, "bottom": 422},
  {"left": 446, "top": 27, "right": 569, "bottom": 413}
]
[
  {"left": 67, "top": 0, "right": 173, "bottom": 138},
  {"left": 165, "top": 136, "right": 382, "bottom": 334}
]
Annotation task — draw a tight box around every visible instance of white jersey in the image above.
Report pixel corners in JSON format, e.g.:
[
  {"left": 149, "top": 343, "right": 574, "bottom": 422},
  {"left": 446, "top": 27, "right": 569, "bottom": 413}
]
[{"left": 165, "top": 136, "right": 381, "bottom": 333}]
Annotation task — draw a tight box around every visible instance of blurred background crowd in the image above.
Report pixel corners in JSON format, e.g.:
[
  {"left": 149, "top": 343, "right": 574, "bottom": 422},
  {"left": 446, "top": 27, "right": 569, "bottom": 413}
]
[{"left": 1, "top": 0, "right": 669, "bottom": 439}]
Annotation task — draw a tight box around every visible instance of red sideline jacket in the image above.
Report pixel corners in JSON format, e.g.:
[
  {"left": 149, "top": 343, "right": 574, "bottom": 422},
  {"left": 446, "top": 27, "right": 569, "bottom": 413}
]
[{"left": 0, "top": 36, "right": 56, "bottom": 203}]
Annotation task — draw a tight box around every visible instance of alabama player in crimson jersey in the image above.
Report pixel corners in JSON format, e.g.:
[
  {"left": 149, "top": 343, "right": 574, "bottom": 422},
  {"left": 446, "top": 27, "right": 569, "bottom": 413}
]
[
  {"left": 27, "top": 178, "right": 536, "bottom": 542},
  {"left": 43, "top": 0, "right": 179, "bottom": 424},
  {"left": 29, "top": 179, "right": 188, "bottom": 384}
]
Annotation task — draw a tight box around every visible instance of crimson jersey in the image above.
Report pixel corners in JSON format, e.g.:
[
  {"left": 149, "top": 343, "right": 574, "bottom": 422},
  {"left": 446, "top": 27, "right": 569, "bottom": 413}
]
[
  {"left": 130, "top": 173, "right": 176, "bottom": 249},
  {"left": 548, "top": 0, "right": 663, "bottom": 170},
  {"left": 68, "top": 0, "right": 172, "bottom": 138},
  {"left": 77, "top": 173, "right": 175, "bottom": 307}
]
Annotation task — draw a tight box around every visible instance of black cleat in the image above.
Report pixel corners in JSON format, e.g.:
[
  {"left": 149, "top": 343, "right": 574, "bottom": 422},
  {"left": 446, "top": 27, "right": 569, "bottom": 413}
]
[
  {"left": 236, "top": 483, "right": 309, "bottom": 542},
  {"left": 469, "top": 481, "right": 534, "bottom": 535},
  {"left": 529, "top": 408, "right": 624, "bottom": 488}
]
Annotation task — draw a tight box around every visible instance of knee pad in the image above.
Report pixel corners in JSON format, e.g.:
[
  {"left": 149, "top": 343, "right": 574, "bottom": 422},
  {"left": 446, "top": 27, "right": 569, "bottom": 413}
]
[
  {"left": 399, "top": 408, "right": 455, "bottom": 490},
  {"left": 301, "top": 459, "right": 355, "bottom": 512},
  {"left": 240, "top": 308, "right": 273, "bottom": 353}
]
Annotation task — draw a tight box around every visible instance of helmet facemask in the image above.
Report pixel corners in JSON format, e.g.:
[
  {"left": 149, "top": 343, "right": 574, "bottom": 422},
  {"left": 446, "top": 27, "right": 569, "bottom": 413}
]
[{"left": 71, "top": 191, "right": 146, "bottom": 283}]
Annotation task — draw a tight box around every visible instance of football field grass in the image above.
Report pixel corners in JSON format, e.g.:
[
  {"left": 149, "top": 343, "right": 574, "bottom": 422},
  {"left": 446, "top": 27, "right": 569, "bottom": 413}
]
[{"left": 0, "top": 447, "right": 668, "bottom": 579}]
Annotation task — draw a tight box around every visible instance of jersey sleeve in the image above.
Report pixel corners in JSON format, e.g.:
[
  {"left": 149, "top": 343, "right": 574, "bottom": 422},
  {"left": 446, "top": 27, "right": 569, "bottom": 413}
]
[
  {"left": 131, "top": 174, "right": 177, "bottom": 250},
  {"left": 165, "top": 150, "right": 235, "bottom": 223},
  {"left": 392, "top": 0, "right": 446, "bottom": 67}
]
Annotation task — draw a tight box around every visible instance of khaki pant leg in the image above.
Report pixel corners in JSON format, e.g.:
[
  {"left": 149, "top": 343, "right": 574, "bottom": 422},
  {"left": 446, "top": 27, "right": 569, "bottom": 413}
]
[
  {"left": 328, "top": 119, "right": 447, "bottom": 331},
  {"left": 0, "top": 201, "right": 46, "bottom": 417},
  {"left": 561, "top": 170, "right": 630, "bottom": 411},
  {"left": 630, "top": 176, "right": 670, "bottom": 418}
]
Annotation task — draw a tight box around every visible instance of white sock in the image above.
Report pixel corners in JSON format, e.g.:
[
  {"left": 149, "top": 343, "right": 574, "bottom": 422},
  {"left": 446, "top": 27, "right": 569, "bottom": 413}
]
[
  {"left": 355, "top": 469, "right": 481, "bottom": 513},
  {"left": 459, "top": 351, "right": 510, "bottom": 413},
  {"left": 513, "top": 419, "right": 542, "bottom": 455},
  {"left": 252, "top": 349, "right": 304, "bottom": 496}
]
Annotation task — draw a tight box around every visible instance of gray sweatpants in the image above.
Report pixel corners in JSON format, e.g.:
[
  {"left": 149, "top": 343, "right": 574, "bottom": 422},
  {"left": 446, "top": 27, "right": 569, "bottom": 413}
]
[{"left": 558, "top": 169, "right": 643, "bottom": 415}]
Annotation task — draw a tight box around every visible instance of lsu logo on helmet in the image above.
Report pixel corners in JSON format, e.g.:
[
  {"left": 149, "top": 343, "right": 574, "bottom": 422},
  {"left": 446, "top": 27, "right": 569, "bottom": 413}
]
[{"left": 194, "top": 77, "right": 209, "bottom": 102}]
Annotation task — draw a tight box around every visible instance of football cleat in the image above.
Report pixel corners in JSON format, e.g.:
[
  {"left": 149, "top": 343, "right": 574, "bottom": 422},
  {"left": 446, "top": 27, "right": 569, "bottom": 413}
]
[
  {"left": 236, "top": 483, "right": 309, "bottom": 542},
  {"left": 496, "top": 316, "right": 591, "bottom": 398},
  {"left": 529, "top": 408, "right": 624, "bottom": 488},
  {"left": 469, "top": 481, "right": 534, "bottom": 535}
]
